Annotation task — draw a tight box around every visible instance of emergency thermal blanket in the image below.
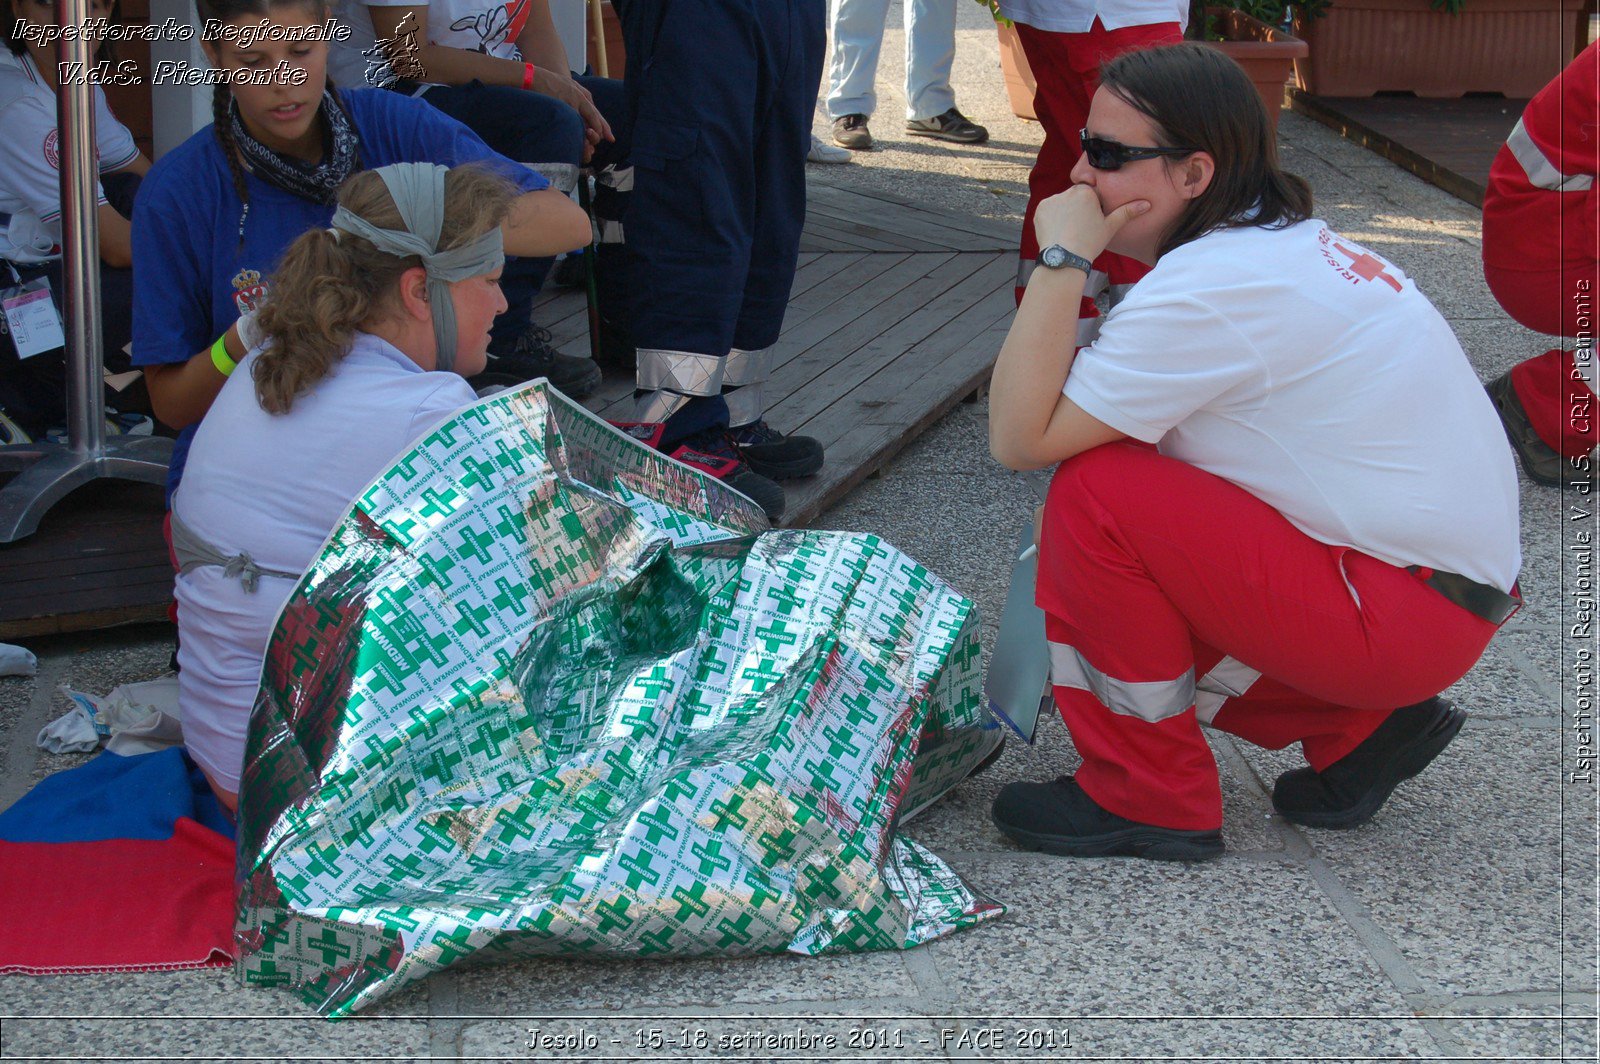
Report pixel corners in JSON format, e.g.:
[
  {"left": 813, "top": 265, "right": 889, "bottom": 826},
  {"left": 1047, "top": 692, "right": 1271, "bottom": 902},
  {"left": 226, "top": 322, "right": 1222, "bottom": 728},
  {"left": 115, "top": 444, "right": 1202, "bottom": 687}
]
[{"left": 234, "top": 383, "right": 1005, "bottom": 1017}]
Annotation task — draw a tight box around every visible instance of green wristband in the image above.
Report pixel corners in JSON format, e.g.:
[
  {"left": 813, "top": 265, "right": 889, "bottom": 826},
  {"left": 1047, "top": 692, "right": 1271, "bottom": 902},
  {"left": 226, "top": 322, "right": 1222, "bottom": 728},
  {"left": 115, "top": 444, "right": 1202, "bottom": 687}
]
[{"left": 210, "top": 333, "right": 237, "bottom": 378}]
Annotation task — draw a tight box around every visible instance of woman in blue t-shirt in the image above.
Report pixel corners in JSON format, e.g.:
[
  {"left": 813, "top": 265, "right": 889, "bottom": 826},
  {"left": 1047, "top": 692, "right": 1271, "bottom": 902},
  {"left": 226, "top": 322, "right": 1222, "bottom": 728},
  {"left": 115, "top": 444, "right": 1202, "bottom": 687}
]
[{"left": 131, "top": 0, "right": 589, "bottom": 500}]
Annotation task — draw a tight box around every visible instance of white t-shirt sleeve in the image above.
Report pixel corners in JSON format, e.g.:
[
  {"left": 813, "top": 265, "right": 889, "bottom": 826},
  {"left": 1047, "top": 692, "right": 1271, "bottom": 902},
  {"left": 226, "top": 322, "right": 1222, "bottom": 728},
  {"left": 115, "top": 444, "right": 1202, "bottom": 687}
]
[
  {"left": 401, "top": 377, "right": 478, "bottom": 445},
  {"left": 0, "top": 96, "right": 108, "bottom": 225},
  {"left": 1063, "top": 295, "right": 1265, "bottom": 443},
  {"left": 93, "top": 88, "right": 139, "bottom": 173}
]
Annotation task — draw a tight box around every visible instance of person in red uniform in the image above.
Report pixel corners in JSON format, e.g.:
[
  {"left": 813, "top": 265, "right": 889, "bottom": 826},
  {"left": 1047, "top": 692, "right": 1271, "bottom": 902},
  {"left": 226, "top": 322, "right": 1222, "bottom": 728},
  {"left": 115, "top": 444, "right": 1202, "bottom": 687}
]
[
  {"left": 1482, "top": 41, "right": 1597, "bottom": 488},
  {"left": 987, "top": 44, "right": 1521, "bottom": 860},
  {"left": 999, "top": 0, "right": 1185, "bottom": 349}
]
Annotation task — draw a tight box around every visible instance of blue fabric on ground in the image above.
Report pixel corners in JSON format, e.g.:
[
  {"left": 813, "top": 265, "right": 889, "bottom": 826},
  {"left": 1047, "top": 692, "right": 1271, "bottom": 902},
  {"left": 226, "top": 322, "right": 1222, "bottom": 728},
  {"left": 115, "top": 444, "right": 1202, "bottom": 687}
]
[{"left": 0, "top": 748, "right": 235, "bottom": 844}]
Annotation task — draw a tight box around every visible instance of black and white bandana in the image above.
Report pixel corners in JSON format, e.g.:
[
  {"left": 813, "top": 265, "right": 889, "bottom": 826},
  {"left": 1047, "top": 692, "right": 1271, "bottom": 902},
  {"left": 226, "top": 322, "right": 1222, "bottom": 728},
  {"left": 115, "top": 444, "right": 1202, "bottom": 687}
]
[{"left": 230, "top": 88, "right": 361, "bottom": 206}]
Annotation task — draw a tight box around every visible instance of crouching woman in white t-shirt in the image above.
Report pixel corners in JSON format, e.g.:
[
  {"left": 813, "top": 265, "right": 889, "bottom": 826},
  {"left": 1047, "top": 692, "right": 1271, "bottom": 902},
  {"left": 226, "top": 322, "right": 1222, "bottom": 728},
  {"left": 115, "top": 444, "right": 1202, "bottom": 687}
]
[
  {"left": 987, "top": 43, "right": 1521, "bottom": 861},
  {"left": 173, "top": 162, "right": 514, "bottom": 811}
]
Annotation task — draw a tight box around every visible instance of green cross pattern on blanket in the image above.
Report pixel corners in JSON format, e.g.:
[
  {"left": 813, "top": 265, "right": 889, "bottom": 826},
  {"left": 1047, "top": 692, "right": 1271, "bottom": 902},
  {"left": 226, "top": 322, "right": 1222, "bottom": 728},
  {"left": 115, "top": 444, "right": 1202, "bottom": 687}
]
[{"left": 234, "top": 382, "right": 1004, "bottom": 1018}]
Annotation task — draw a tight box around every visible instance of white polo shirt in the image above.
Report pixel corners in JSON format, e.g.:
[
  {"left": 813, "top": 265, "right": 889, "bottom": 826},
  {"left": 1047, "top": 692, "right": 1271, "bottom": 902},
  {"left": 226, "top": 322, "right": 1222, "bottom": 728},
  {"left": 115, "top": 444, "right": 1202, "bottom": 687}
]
[
  {"left": 0, "top": 49, "right": 139, "bottom": 265},
  {"left": 174, "top": 332, "right": 476, "bottom": 790},
  {"left": 1063, "top": 218, "right": 1521, "bottom": 593},
  {"left": 997, "top": 0, "right": 1189, "bottom": 34}
]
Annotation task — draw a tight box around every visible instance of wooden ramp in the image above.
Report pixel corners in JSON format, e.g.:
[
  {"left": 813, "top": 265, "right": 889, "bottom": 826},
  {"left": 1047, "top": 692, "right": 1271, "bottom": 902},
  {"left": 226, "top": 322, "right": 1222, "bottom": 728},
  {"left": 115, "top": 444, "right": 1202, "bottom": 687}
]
[
  {"left": 0, "top": 176, "right": 1018, "bottom": 638},
  {"left": 1289, "top": 90, "right": 1524, "bottom": 207}
]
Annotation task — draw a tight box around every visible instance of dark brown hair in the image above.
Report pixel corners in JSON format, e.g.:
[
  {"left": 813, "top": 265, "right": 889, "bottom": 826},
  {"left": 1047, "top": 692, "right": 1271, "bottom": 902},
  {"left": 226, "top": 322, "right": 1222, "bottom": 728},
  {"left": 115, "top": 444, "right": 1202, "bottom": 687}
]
[
  {"left": 194, "top": 0, "right": 338, "bottom": 242},
  {"left": 1099, "top": 42, "right": 1312, "bottom": 257},
  {"left": 251, "top": 164, "right": 517, "bottom": 413}
]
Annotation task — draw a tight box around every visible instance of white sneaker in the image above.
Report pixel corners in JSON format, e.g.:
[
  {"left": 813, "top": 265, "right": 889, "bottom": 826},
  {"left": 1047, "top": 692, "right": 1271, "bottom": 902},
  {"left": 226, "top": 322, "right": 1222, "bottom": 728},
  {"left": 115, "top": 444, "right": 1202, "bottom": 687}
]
[{"left": 807, "top": 134, "right": 853, "bottom": 164}]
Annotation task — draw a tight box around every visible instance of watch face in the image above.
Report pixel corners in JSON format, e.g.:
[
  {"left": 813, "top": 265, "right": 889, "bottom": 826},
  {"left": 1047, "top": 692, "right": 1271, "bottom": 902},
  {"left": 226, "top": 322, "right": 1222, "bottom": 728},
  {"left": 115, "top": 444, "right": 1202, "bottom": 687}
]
[{"left": 1041, "top": 245, "right": 1066, "bottom": 268}]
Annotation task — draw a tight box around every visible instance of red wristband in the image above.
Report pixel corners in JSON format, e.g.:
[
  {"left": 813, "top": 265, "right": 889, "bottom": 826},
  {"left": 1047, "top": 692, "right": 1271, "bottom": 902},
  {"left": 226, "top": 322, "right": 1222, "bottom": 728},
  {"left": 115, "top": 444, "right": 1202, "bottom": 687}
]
[{"left": 522, "top": 61, "right": 535, "bottom": 90}]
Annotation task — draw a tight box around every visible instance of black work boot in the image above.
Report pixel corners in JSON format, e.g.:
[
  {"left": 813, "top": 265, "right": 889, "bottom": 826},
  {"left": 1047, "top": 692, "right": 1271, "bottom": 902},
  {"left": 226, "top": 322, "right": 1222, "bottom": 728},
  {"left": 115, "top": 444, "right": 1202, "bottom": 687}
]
[
  {"left": 992, "top": 776, "right": 1223, "bottom": 861},
  {"left": 476, "top": 324, "right": 601, "bottom": 400},
  {"left": 1272, "top": 696, "right": 1466, "bottom": 829}
]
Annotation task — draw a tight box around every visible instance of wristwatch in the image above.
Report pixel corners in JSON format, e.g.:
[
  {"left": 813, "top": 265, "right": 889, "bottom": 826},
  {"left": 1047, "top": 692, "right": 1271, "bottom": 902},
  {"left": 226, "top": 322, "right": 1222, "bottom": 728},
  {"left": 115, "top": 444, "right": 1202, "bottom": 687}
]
[{"left": 1038, "top": 244, "right": 1093, "bottom": 274}]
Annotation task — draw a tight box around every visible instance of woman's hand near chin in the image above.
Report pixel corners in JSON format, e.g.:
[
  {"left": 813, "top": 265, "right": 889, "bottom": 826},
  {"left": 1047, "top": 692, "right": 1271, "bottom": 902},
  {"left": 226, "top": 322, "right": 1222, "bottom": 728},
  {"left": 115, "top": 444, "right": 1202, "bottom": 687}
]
[{"left": 1033, "top": 184, "right": 1150, "bottom": 262}]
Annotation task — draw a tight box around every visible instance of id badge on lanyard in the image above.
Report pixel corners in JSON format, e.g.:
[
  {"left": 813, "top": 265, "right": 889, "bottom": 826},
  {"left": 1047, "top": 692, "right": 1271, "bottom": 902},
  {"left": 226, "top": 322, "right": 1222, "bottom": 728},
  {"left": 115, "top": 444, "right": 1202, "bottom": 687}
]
[{"left": 1, "top": 263, "right": 67, "bottom": 361}]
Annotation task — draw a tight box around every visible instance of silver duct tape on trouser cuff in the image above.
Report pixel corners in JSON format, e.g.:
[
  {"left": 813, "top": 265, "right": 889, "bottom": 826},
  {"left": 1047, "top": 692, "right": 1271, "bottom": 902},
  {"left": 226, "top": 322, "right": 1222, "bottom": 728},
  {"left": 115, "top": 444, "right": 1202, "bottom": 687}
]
[
  {"left": 724, "top": 383, "right": 765, "bottom": 427},
  {"left": 526, "top": 162, "right": 580, "bottom": 195},
  {"left": 1108, "top": 282, "right": 1135, "bottom": 307},
  {"left": 724, "top": 346, "right": 772, "bottom": 387},
  {"left": 1193, "top": 656, "right": 1262, "bottom": 725},
  {"left": 634, "top": 388, "right": 693, "bottom": 423},
  {"left": 637, "top": 348, "right": 726, "bottom": 396},
  {"left": 1048, "top": 640, "right": 1195, "bottom": 723},
  {"left": 596, "top": 163, "right": 634, "bottom": 193},
  {"left": 598, "top": 218, "right": 626, "bottom": 244}
]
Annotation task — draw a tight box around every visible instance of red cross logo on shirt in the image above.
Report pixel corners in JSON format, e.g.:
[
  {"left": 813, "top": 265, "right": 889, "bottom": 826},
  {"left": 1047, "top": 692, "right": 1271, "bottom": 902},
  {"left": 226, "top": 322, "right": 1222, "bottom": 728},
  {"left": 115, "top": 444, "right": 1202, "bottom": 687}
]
[{"left": 1333, "top": 242, "right": 1403, "bottom": 292}]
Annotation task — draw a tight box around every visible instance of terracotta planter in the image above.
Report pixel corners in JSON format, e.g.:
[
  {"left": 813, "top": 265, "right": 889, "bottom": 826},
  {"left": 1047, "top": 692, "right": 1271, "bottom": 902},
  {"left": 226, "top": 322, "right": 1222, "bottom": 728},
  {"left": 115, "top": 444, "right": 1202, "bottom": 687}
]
[
  {"left": 585, "top": 0, "right": 626, "bottom": 78},
  {"left": 994, "top": 11, "right": 1304, "bottom": 129},
  {"left": 996, "top": 21, "right": 1038, "bottom": 120},
  {"left": 1204, "top": 8, "right": 1308, "bottom": 132},
  {"left": 1294, "top": 0, "right": 1586, "bottom": 98}
]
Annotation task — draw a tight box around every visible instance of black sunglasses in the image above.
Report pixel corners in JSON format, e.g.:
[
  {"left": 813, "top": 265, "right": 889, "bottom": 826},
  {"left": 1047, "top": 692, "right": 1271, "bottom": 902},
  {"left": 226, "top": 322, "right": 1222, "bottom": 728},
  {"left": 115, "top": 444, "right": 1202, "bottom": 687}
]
[{"left": 1079, "top": 128, "right": 1196, "bottom": 171}]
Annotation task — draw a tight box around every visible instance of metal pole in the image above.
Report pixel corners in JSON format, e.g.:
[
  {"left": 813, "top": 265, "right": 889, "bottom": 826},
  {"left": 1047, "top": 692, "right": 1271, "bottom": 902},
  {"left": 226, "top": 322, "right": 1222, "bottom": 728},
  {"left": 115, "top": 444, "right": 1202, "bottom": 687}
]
[
  {"left": 58, "top": 0, "right": 104, "bottom": 455},
  {"left": 0, "top": 0, "right": 172, "bottom": 542}
]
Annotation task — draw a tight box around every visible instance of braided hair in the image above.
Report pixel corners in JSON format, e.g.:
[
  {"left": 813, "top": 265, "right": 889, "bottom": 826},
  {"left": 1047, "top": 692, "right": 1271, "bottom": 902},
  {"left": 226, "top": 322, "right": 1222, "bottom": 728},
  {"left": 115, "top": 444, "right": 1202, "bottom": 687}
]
[{"left": 197, "top": 0, "right": 340, "bottom": 244}]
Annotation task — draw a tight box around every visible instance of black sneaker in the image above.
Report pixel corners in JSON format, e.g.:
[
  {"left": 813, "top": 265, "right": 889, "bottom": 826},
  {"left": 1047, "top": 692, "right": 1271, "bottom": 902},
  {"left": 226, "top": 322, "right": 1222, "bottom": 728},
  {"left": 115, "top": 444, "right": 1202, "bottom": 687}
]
[
  {"left": 832, "top": 113, "right": 873, "bottom": 151},
  {"left": 992, "top": 776, "right": 1223, "bottom": 861},
  {"left": 1486, "top": 370, "right": 1590, "bottom": 487},
  {"left": 906, "top": 107, "right": 989, "bottom": 144},
  {"left": 478, "top": 325, "right": 601, "bottom": 400},
  {"left": 1272, "top": 696, "right": 1466, "bottom": 830},
  {"left": 728, "top": 420, "right": 823, "bottom": 480},
  {"left": 671, "top": 428, "right": 786, "bottom": 522}
]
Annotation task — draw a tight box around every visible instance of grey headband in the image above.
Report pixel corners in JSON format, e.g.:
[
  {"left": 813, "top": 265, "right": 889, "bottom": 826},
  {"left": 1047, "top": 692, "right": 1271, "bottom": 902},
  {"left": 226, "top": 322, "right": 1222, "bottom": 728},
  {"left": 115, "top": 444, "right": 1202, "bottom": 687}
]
[{"left": 329, "top": 162, "right": 505, "bottom": 373}]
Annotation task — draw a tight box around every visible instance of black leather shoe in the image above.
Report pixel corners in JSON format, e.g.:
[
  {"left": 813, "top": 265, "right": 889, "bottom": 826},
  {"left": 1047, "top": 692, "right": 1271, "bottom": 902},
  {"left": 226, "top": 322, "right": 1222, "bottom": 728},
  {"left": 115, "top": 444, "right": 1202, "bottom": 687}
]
[
  {"left": 1486, "top": 370, "right": 1591, "bottom": 487},
  {"left": 479, "top": 325, "right": 601, "bottom": 400},
  {"left": 992, "top": 776, "right": 1223, "bottom": 861},
  {"left": 1272, "top": 696, "right": 1465, "bottom": 829}
]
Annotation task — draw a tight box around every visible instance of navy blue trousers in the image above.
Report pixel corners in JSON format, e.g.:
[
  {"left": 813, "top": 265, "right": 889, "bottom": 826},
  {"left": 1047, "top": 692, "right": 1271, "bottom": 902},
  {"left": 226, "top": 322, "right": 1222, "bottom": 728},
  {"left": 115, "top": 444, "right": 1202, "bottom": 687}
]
[{"left": 610, "top": 0, "right": 825, "bottom": 441}]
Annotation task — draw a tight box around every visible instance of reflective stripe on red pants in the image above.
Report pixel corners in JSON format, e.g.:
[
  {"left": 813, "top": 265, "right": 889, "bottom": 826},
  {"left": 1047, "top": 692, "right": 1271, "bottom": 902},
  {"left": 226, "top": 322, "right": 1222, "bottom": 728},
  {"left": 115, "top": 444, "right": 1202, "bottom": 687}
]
[{"left": 1037, "top": 443, "right": 1502, "bottom": 831}]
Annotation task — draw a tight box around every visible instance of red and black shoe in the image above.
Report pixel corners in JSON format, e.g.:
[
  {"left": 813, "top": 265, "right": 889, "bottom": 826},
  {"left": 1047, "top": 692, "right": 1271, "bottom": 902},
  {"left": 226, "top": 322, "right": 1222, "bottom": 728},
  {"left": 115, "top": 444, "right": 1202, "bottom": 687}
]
[{"left": 669, "top": 429, "right": 785, "bottom": 522}]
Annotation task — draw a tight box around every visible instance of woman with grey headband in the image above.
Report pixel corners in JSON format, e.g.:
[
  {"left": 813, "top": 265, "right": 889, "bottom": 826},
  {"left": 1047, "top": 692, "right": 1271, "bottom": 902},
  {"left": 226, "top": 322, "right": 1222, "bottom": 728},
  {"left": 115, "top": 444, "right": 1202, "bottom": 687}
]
[{"left": 170, "top": 161, "right": 514, "bottom": 812}]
